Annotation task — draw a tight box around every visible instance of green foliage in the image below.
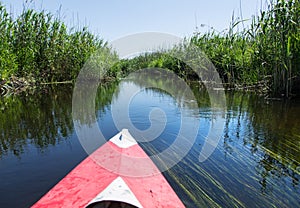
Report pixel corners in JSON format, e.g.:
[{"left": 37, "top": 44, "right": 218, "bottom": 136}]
[
  {"left": 0, "top": 0, "right": 299, "bottom": 97},
  {"left": 0, "top": 4, "right": 18, "bottom": 79},
  {"left": 191, "top": 30, "right": 253, "bottom": 85},
  {"left": 114, "top": 0, "right": 299, "bottom": 97},
  {"left": 191, "top": 0, "right": 299, "bottom": 96},
  {"left": 111, "top": 51, "right": 194, "bottom": 82},
  {"left": 249, "top": 0, "right": 300, "bottom": 96},
  {"left": 0, "top": 3, "right": 110, "bottom": 83}
]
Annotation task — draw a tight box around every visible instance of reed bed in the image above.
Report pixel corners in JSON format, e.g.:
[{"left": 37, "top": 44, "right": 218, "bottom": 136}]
[
  {"left": 191, "top": 0, "right": 299, "bottom": 97},
  {"left": 119, "top": 0, "right": 299, "bottom": 97},
  {"left": 0, "top": 0, "right": 299, "bottom": 97},
  {"left": 0, "top": 3, "right": 107, "bottom": 84}
]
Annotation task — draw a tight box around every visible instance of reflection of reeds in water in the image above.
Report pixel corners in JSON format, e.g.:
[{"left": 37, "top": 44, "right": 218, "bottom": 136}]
[
  {"left": 0, "top": 86, "right": 74, "bottom": 157},
  {"left": 0, "top": 81, "right": 118, "bottom": 157},
  {"left": 142, "top": 90, "right": 299, "bottom": 207},
  {"left": 0, "top": 78, "right": 299, "bottom": 206}
]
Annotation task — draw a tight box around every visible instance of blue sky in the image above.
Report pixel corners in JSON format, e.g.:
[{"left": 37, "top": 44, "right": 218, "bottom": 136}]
[{"left": 1, "top": 0, "right": 265, "bottom": 41}]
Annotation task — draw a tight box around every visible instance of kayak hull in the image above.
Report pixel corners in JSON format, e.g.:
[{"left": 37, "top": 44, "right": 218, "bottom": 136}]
[{"left": 32, "top": 129, "right": 185, "bottom": 208}]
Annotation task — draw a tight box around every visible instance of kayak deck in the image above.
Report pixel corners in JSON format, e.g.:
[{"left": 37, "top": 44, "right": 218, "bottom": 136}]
[{"left": 32, "top": 129, "right": 185, "bottom": 208}]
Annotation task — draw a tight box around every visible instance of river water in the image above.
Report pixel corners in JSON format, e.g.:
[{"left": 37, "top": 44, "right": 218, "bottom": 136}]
[{"left": 0, "top": 78, "right": 299, "bottom": 207}]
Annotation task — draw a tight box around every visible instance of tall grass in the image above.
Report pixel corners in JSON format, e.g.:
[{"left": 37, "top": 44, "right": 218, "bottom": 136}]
[
  {"left": 191, "top": 0, "right": 299, "bottom": 97},
  {"left": 191, "top": 24, "right": 253, "bottom": 85},
  {"left": 249, "top": 0, "right": 300, "bottom": 97},
  {"left": 0, "top": 4, "right": 17, "bottom": 79},
  {"left": 116, "top": 0, "right": 299, "bottom": 97},
  {"left": 0, "top": 3, "right": 108, "bottom": 83},
  {"left": 1, "top": 1, "right": 299, "bottom": 97}
]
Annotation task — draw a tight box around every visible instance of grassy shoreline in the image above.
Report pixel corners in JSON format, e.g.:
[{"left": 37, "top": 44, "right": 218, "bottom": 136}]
[
  {"left": 0, "top": 3, "right": 107, "bottom": 82},
  {"left": 0, "top": 0, "right": 299, "bottom": 98}
]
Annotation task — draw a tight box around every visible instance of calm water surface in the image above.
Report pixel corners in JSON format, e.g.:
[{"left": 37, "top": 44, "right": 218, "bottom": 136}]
[{"left": 0, "top": 79, "right": 299, "bottom": 207}]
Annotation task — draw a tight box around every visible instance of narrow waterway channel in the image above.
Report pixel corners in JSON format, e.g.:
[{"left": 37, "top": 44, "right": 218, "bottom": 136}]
[{"left": 0, "top": 78, "right": 299, "bottom": 207}]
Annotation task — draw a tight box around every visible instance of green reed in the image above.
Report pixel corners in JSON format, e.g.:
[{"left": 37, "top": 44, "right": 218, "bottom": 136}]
[
  {"left": 0, "top": 3, "right": 108, "bottom": 83},
  {"left": 191, "top": 27, "right": 253, "bottom": 86},
  {"left": 191, "top": 0, "right": 299, "bottom": 97},
  {"left": 249, "top": 0, "right": 300, "bottom": 97},
  {"left": 0, "top": 4, "right": 18, "bottom": 79},
  {"left": 118, "top": 0, "right": 299, "bottom": 97},
  {"left": 1, "top": 1, "right": 299, "bottom": 97},
  {"left": 114, "top": 0, "right": 299, "bottom": 97}
]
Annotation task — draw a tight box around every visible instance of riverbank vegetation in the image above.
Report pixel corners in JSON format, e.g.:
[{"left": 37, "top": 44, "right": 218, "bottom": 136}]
[
  {"left": 193, "top": 0, "right": 300, "bottom": 97},
  {"left": 0, "top": 3, "right": 107, "bottom": 88},
  {"left": 117, "top": 0, "right": 299, "bottom": 97},
  {"left": 0, "top": 0, "right": 299, "bottom": 97}
]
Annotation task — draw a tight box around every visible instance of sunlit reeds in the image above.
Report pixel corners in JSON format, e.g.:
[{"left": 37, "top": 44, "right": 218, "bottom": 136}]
[
  {"left": 192, "top": 0, "right": 299, "bottom": 97},
  {"left": 0, "top": 0, "right": 299, "bottom": 97},
  {"left": 0, "top": 4, "right": 106, "bottom": 83}
]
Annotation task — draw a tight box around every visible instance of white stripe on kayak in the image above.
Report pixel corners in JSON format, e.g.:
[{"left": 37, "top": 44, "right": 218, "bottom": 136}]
[
  {"left": 86, "top": 176, "right": 143, "bottom": 208},
  {"left": 109, "top": 129, "right": 138, "bottom": 148}
]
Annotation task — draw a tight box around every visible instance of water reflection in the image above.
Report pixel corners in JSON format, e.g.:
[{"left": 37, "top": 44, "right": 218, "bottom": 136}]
[
  {"left": 0, "top": 86, "right": 73, "bottom": 157},
  {"left": 0, "top": 82, "right": 119, "bottom": 158},
  {"left": 226, "top": 92, "right": 300, "bottom": 186},
  {"left": 0, "top": 79, "right": 299, "bottom": 207},
  {"left": 220, "top": 92, "right": 300, "bottom": 206}
]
